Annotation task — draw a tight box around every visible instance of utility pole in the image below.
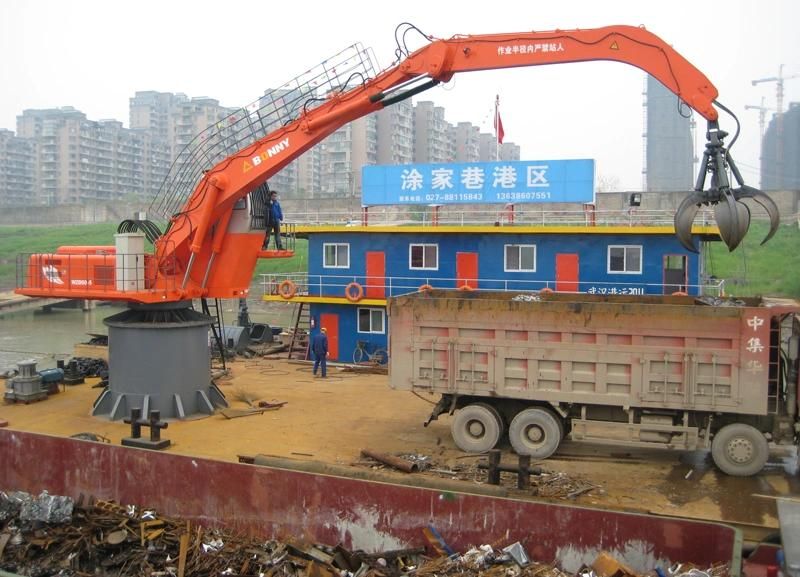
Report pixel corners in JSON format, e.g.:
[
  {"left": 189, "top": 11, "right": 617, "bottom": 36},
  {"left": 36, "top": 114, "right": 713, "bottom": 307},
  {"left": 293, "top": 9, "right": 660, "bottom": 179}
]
[{"left": 752, "top": 65, "right": 799, "bottom": 189}]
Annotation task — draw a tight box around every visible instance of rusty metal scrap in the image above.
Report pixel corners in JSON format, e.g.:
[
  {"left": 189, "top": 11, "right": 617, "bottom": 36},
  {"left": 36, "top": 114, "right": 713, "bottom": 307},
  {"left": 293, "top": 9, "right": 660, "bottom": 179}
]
[
  {"left": 361, "top": 449, "right": 420, "bottom": 473},
  {"left": 353, "top": 453, "right": 601, "bottom": 500},
  {"left": 0, "top": 489, "right": 730, "bottom": 577}
]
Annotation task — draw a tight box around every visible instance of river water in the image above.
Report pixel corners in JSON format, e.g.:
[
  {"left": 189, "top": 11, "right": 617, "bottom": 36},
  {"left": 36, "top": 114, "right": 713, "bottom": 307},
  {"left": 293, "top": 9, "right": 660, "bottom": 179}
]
[{"left": 0, "top": 298, "right": 296, "bottom": 372}]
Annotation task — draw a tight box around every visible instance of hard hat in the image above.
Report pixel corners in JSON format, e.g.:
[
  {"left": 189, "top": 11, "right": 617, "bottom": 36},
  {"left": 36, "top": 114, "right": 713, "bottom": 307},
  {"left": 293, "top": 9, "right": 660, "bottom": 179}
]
[{"left": 321, "top": 327, "right": 327, "bottom": 333}]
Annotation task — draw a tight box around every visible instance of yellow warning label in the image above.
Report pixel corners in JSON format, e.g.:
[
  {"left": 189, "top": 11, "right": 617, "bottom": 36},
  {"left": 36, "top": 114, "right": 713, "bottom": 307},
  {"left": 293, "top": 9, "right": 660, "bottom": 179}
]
[{"left": 610, "top": 41, "right": 619, "bottom": 50}]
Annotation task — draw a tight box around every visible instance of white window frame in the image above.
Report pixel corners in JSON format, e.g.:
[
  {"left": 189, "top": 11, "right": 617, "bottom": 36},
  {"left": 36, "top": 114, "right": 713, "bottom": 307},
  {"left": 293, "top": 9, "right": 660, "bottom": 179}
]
[
  {"left": 322, "top": 243, "right": 350, "bottom": 269},
  {"left": 607, "top": 245, "right": 643, "bottom": 274},
  {"left": 504, "top": 244, "right": 537, "bottom": 272},
  {"left": 357, "top": 307, "right": 385, "bottom": 334},
  {"left": 409, "top": 243, "right": 438, "bottom": 270}
]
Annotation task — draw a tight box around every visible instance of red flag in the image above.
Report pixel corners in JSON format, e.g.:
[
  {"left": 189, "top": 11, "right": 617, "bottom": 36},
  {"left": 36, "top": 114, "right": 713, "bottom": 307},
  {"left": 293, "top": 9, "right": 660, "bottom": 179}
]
[{"left": 494, "top": 95, "right": 505, "bottom": 145}]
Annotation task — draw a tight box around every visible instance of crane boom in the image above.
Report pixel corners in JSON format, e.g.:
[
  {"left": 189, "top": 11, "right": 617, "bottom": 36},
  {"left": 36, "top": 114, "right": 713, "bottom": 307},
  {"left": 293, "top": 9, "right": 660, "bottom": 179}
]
[{"left": 17, "top": 24, "right": 778, "bottom": 304}]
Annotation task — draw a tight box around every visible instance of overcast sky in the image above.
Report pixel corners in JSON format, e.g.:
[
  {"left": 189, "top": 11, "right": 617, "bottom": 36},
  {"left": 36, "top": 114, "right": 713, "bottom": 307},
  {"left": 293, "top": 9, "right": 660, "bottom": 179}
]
[{"left": 1, "top": 0, "right": 797, "bottom": 191}]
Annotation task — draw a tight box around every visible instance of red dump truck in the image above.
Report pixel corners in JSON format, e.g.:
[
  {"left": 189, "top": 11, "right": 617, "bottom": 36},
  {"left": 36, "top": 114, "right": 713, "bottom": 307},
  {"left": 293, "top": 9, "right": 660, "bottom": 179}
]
[{"left": 388, "top": 290, "right": 800, "bottom": 476}]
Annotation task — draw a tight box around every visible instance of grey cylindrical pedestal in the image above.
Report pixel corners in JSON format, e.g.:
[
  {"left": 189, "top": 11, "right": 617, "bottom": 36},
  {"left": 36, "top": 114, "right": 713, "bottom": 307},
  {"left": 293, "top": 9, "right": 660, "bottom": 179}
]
[{"left": 92, "top": 302, "right": 227, "bottom": 421}]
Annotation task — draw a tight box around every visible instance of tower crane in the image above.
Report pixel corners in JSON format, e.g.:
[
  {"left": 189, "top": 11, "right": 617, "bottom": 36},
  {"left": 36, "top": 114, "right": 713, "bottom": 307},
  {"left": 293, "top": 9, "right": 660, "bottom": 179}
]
[
  {"left": 752, "top": 64, "right": 799, "bottom": 115},
  {"left": 752, "top": 65, "right": 799, "bottom": 189},
  {"left": 744, "top": 97, "right": 773, "bottom": 144}
]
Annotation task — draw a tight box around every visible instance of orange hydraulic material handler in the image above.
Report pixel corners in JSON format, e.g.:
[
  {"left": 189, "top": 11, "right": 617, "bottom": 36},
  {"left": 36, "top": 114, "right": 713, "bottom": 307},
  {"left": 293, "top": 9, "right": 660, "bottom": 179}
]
[{"left": 17, "top": 24, "right": 779, "bottom": 305}]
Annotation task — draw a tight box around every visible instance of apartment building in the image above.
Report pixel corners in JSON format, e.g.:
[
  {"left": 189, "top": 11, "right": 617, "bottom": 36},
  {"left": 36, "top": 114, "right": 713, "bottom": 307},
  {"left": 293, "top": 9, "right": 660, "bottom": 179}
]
[
  {"left": 16, "top": 108, "right": 170, "bottom": 205},
  {"left": 413, "top": 101, "right": 454, "bottom": 164},
  {"left": 130, "top": 91, "right": 185, "bottom": 148},
  {"left": 762, "top": 101, "right": 800, "bottom": 190},
  {"left": 644, "top": 75, "right": 694, "bottom": 193},
  {"left": 478, "top": 133, "right": 521, "bottom": 162},
  {"left": 376, "top": 99, "right": 414, "bottom": 166},
  {"left": 319, "top": 115, "right": 377, "bottom": 197},
  {"left": 450, "top": 121, "right": 481, "bottom": 162},
  {"left": 0, "top": 129, "right": 37, "bottom": 206}
]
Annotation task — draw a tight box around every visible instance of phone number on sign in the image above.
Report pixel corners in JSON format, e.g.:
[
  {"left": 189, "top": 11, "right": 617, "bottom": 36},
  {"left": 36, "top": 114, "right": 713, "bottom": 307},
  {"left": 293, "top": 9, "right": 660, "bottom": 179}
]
[
  {"left": 424, "top": 193, "right": 485, "bottom": 202},
  {"left": 496, "top": 191, "right": 551, "bottom": 201}
]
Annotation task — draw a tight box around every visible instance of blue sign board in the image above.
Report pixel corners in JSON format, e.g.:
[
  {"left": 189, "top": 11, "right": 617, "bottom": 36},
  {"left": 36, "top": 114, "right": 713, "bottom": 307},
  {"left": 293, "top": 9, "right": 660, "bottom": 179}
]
[{"left": 362, "top": 159, "right": 594, "bottom": 205}]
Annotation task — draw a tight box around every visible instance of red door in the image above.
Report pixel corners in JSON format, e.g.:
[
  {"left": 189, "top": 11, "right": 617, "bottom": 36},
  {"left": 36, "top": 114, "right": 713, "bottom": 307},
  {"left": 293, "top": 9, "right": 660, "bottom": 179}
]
[
  {"left": 456, "top": 252, "right": 478, "bottom": 288},
  {"left": 555, "top": 253, "right": 579, "bottom": 292},
  {"left": 365, "top": 251, "right": 386, "bottom": 299},
  {"left": 319, "top": 313, "right": 339, "bottom": 360}
]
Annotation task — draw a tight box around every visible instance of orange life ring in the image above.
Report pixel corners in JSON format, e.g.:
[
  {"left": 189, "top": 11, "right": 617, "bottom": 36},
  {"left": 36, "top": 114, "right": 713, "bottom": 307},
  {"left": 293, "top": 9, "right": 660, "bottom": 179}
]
[
  {"left": 539, "top": 287, "right": 554, "bottom": 294},
  {"left": 419, "top": 284, "right": 434, "bottom": 292},
  {"left": 458, "top": 284, "right": 475, "bottom": 291},
  {"left": 278, "top": 279, "right": 296, "bottom": 299},
  {"left": 345, "top": 282, "right": 364, "bottom": 302},
  {"left": 671, "top": 291, "right": 688, "bottom": 296}
]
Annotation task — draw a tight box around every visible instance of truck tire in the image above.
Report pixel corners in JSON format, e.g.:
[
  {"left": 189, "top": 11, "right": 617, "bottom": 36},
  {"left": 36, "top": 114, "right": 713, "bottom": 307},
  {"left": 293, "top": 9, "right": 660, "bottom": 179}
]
[
  {"left": 451, "top": 403, "right": 503, "bottom": 453},
  {"left": 711, "top": 423, "right": 769, "bottom": 476},
  {"left": 508, "top": 408, "right": 562, "bottom": 459}
]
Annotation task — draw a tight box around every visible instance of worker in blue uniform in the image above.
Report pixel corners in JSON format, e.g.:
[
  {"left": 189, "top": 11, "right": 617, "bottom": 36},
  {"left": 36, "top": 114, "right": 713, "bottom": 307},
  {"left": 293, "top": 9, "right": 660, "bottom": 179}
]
[
  {"left": 311, "top": 327, "right": 329, "bottom": 378},
  {"left": 264, "top": 190, "right": 284, "bottom": 250}
]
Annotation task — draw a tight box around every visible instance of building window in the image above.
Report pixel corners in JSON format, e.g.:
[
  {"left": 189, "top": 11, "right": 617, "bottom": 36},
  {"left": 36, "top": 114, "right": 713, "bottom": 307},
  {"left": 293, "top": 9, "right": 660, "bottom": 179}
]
[
  {"left": 323, "top": 243, "right": 349, "bottom": 268},
  {"left": 608, "top": 245, "right": 642, "bottom": 274},
  {"left": 409, "top": 243, "right": 438, "bottom": 270},
  {"left": 504, "top": 244, "right": 536, "bottom": 272},
  {"left": 357, "top": 307, "right": 385, "bottom": 334}
]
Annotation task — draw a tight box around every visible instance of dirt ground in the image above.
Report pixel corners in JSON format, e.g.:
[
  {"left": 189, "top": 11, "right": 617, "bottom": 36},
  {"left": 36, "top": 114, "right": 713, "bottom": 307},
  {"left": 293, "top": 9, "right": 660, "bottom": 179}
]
[{"left": 1, "top": 354, "right": 797, "bottom": 541}]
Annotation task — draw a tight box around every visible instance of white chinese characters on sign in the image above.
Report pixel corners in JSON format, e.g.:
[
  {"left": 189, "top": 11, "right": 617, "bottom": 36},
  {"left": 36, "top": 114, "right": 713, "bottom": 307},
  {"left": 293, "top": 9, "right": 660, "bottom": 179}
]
[
  {"left": 431, "top": 168, "right": 454, "bottom": 191},
  {"left": 492, "top": 165, "right": 517, "bottom": 189},
  {"left": 528, "top": 165, "right": 549, "bottom": 187},
  {"left": 743, "top": 314, "right": 767, "bottom": 373},
  {"left": 403, "top": 165, "right": 549, "bottom": 192},
  {"left": 497, "top": 43, "right": 566, "bottom": 55},
  {"left": 587, "top": 286, "right": 645, "bottom": 295},
  {"left": 746, "top": 337, "right": 765, "bottom": 353},
  {"left": 461, "top": 167, "right": 485, "bottom": 190},
  {"left": 746, "top": 360, "right": 764, "bottom": 374}
]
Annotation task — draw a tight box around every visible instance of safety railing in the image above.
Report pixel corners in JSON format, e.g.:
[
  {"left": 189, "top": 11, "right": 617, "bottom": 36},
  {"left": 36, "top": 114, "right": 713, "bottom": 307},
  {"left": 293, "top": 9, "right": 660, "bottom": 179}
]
[
  {"left": 148, "top": 44, "right": 378, "bottom": 227},
  {"left": 286, "top": 206, "right": 719, "bottom": 229},
  {"left": 16, "top": 248, "right": 179, "bottom": 299},
  {"left": 260, "top": 272, "right": 726, "bottom": 300}
]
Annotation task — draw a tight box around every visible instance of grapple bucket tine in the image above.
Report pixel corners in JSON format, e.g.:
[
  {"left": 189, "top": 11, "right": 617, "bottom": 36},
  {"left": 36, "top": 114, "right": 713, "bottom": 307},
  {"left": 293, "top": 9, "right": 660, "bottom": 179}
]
[
  {"left": 734, "top": 185, "right": 781, "bottom": 245},
  {"left": 674, "top": 194, "right": 703, "bottom": 253},
  {"left": 714, "top": 191, "right": 750, "bottom": 251}
]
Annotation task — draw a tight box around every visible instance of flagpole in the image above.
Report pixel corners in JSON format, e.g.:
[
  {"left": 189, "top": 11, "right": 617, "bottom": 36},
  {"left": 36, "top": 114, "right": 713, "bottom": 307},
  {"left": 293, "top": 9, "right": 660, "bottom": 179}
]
[{"left": 495, "top": 95, "right": 500, "bottom": 161}]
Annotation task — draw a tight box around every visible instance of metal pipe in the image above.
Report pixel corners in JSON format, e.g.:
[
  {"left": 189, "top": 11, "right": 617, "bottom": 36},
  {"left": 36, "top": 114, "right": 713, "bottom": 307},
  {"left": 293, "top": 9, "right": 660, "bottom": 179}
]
[{"left": 360, "top": 449, "right": 418, "bottom": 473}]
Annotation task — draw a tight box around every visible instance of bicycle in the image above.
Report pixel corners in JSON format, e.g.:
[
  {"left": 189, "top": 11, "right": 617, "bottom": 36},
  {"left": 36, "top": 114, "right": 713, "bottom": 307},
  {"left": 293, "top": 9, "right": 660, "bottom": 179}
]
[{"left": 352, "top": 339, "right": 388, "bottom": 365}]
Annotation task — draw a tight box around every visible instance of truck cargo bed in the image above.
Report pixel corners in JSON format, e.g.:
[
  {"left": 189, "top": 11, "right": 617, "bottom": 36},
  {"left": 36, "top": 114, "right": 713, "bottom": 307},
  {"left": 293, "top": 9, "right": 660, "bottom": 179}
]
[{"left": 388, "top": 291, "right": 798, "bottom": 416}]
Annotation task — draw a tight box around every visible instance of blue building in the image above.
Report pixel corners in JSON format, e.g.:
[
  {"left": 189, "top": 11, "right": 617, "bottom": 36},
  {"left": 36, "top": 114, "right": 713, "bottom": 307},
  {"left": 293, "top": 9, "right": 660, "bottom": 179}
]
[{"left": 263, "top": 220, "right": 719, "bottom": 364}]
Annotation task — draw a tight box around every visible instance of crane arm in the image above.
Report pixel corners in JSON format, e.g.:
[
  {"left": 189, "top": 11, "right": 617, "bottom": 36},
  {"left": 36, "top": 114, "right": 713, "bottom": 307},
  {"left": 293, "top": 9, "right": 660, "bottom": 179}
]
[{"left": 161, "top": 25, "right": 721, "bottom": 286}]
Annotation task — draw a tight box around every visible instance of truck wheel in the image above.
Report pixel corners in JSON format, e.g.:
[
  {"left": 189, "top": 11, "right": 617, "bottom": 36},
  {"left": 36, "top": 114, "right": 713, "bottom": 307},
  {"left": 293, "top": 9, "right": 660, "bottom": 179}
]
[
  {"left": 451, "top": 403, "right": 503, "bottom": 453},
  {"left": 711, "top": 423, "right": 769, "bottom": 476},
  {"left": 508, "top": 408, "right": 562, "bottom": 459}
]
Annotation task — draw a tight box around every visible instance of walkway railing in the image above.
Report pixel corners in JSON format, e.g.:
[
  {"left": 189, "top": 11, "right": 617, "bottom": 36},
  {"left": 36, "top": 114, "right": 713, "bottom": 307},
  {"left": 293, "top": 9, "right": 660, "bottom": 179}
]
[
  {"left": 286, "top": 206, "right": 719, "bottom": 229},
  {"left": 260, "top": 272, "right": 726, "bottom": 299}
]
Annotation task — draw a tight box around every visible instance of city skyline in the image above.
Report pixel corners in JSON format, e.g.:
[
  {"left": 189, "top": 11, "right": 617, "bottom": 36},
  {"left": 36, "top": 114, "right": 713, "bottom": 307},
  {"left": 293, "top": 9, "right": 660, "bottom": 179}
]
[
  {"left": 1, "top": 0, "right": 797, "bottom": 192},
  {"left": 0, "top": 89, "right": 523, "bottom": 207}
]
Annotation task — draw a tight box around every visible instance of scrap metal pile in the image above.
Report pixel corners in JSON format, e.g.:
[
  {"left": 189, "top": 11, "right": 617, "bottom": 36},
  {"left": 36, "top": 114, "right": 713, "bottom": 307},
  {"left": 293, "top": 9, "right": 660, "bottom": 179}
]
[
  {"left": 360, "top": 453, "right": 602, "bottom": 500},
  {"left": 0, "top": 490, "right": 729, "bottom": 577}
]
